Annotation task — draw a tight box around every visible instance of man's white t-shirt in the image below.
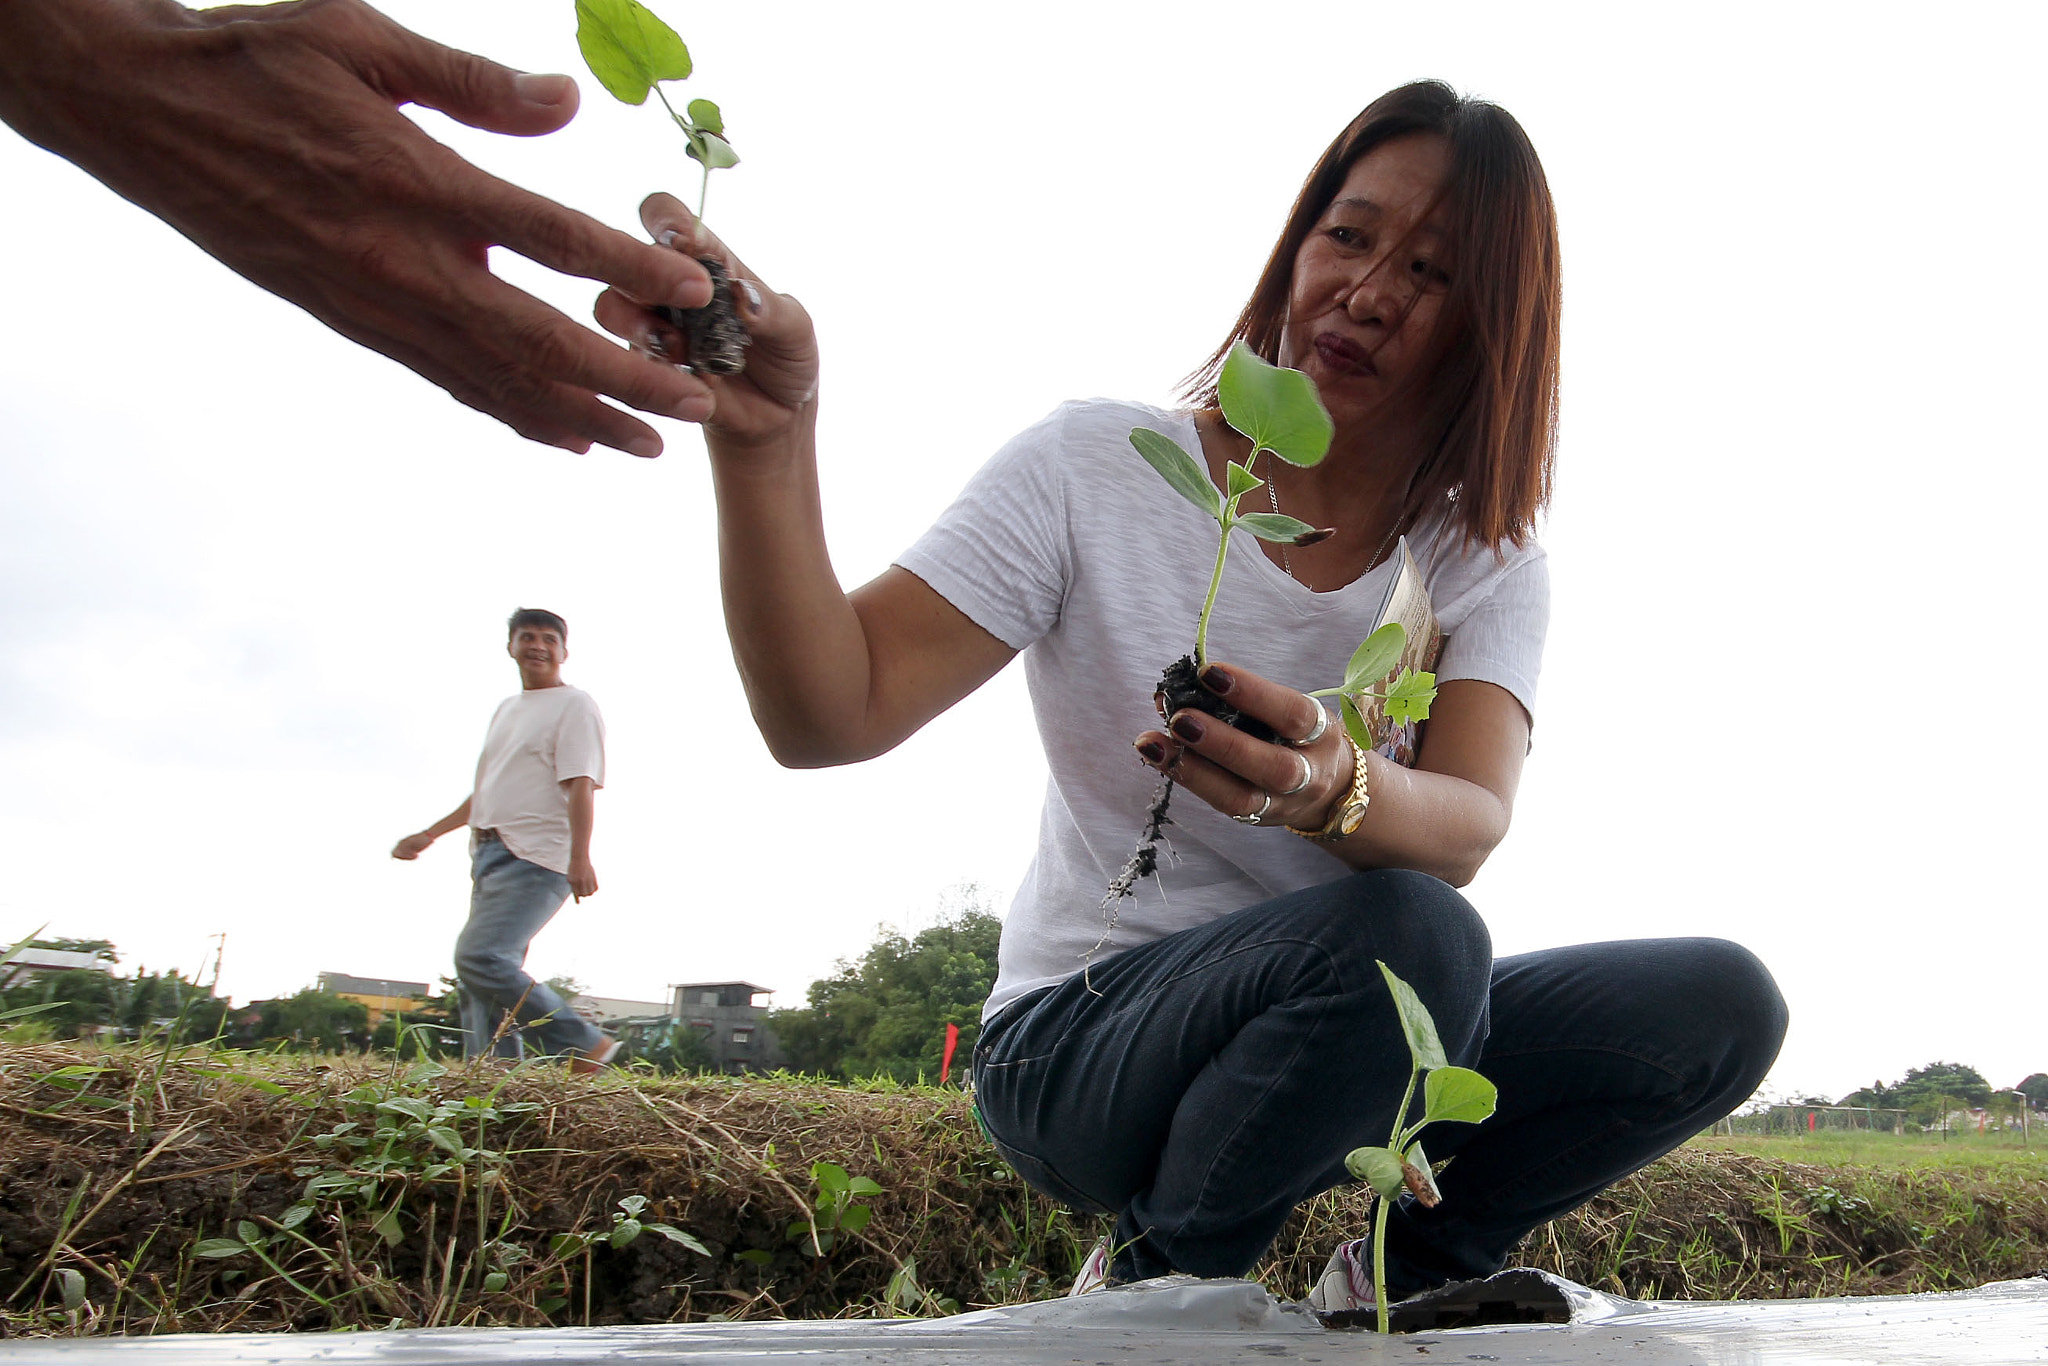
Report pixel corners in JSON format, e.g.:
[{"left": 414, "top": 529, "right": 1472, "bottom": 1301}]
[
  {"left": 895, "top": 400, "right": 1550, "bottom": 1021},
  {"left": 469, "top": 685, "right": 606, "bottom": 875}
]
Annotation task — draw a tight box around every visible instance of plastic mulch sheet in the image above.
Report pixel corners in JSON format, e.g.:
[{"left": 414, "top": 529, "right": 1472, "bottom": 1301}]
[{"left": 5, "top": 1271, "right": 2044, "bottom": 1364}]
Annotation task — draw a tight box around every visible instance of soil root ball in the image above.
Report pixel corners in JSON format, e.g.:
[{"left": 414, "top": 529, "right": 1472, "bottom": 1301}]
[
  {"left": 1155, "top": 655, "right": 1277, "bottom": 744},
  {"left": 655, "top": 257, "right": 750, "bottom": 376}
]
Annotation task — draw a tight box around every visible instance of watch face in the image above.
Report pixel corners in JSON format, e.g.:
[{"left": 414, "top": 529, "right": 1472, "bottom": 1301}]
[{"left": 1337, "top": 802, "right": 1367, "bottom": 836}]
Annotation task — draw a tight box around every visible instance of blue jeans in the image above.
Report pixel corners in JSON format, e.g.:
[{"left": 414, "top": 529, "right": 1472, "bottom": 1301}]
[
  {"left": 973, "top": 869, "right": 1787, "bottom": 1294},
  {"left": 454, "top": 834, "right": 605, "bottom": 1059}
]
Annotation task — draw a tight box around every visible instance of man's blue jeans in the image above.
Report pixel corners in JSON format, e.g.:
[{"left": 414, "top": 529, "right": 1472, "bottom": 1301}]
[
  {"left": 454, "top": 833, "right": 605, "bottom": 1060},
  {"left": 973, "top": 869, "right": 1787, "bottom": 1293}
]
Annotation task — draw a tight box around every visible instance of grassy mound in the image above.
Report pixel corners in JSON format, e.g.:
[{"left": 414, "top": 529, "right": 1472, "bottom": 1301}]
[{"left": 2, "top": 1042, "right": 2042, "bottom": 1337}]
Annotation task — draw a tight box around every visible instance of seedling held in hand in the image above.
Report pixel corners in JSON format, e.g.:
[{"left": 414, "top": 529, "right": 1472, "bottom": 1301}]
[
  {"left": 573, "top": 0, "right": 748, "bottom": 374},
  {"left": 1339, "top": 961, "right": 1496, "bottom": 1333},
  {"left": 1100, "top": 345, "right": 1437, "bottom": 907}
]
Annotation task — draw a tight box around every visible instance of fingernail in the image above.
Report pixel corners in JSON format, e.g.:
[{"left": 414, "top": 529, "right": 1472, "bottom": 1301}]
[
  {"left": 668, "top": 394, "right": 713, "bottom": 423},
  {"left": 1199, "top": 664, "right": 1235, "bottom": 695},
  {"left": 1169, "top": 712, "right": 1206, "bottom": 744},
  {"left": 625, "top": 434, "right": 662, "bottom": 459},
  {"left": 644, "top": 328, "right": 674, "bottom": 361},
  {"left": 1135, "top": 739, "right": 1166, "bottom": 764},
  {"left": 738, "top": 279, "right": 763, "bottom": 313},
  {"left": 514, "top": 73, "right": 574, "bottom": 109},
  {"left": 657, "top": 228, "right": 684, "bottom": 249}
]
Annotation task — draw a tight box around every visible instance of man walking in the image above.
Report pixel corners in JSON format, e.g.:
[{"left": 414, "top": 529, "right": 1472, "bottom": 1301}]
[{"left": 393, "top": 608, "right": 617, "bottom": 1071}]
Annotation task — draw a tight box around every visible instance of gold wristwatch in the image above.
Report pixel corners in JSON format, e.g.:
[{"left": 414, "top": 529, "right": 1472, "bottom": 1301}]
[{"left": 1289, "top": 739, "right": 1370, "bottom": 842}]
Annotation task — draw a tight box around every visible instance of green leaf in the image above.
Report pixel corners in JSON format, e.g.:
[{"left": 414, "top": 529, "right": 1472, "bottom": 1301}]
[
  {"left": 838, "top": 1203, "right": 873, "bottom": 1235},
  {"left": 1217, "top": 342, "right": 1334, "bottom": 467},
  {"left": 1344, "top": 1145, "right": 1405, "bottom": 1197},
  {"left": 482, "top": 1271, "right": 509, "bottom": 1293},
  {"left": 1402, "top": 1141, "right": 1443, "bottom": 1205},
  {"left": 1234, "top": 511, "right": 1321, "bottom": 544},
  {"left": 0, "top": 1000, "right": 64, "bottom": 1022},
  {"left": 278, "top": 1204, "right": 313, "bottom": 1232},
  {"left": 1129, "top": 428, "right": 1222, "bottom": 521},
  {"left": 609, "top": 1218, "right": 643, "bottom": 1249},
  {"left": 684, "top": 131, "right": 741, "bottom": 170},
  {"left": 1341, "top": 623, "right": 1407, "bottom": 695},
  {"left": 235, "top": 1221, "right": 263, "bottom": 1247},
  {"left": 426, "top": 1126, "right": 463, "bottom": 1155},
  {"left": 377, "top": 1097, "right": 430, "bottom": 1122},
  {"left": 537, "top": 1296, "right": 568, "bottom": 1316},
  {"left": 574, "top": 0, "right": 691, "bottom": 106},
  {"left": 735, "top": 1248, "right": 775, "bottom": 1266},
  {"left": 847, "top": 1176, "right": 883, "bottom": 1197},
  {"left": 811, "top": 1161, "right": 850, "bottom": 1196},
  {"left": 370, "top": 1209, "right": 404, "bottom": 1248},
  {"left": 57, "top": 1266, "right": 85, "bottom": 1313},
  {"left": 686, "top": 98, "right": 725, "bottom": 136},
  {"left": 193, "top": 1238, "right": 247, "bottom": 1259},
  {"left": 1382, "top": 668, "right": 1438, "bottom": 726},
  {"left": 1377, "top": 960, "right": 1449, "bottom": 1071},
  {"left": 1422, "top": 1066, "right": 1497, "bottom": 1126},
  {"left": 1224, "top": 460, "right": 1263, "bottom": 503},
  {"left": 1338, "top": 694, "right": 1373, "bottom": 755},
  {"left": 617, "top": 1194, "right": 649, "bottom": 1216},
  {"left": 649, "top": 1224, "right": 712, "bottom": 1257}
]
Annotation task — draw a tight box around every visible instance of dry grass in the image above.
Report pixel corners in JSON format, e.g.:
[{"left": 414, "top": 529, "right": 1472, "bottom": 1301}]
[{"left": 2, "top": 1041, "right": 2043, "bottom": 1338}]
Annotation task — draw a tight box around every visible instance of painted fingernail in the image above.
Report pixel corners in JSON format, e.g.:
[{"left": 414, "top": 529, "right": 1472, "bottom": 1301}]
[
  {"left": 1199, "top": 664, "right": 1235, "bottom": 695},
  {"left": 738, "top": 278, "right": 763, "bottom": 313},
  {"left": 1169, "top": 712, "right": 1205, "bottom": 744},
  {"left": 1135, "top": 739, "right": 1166, "bottom": 764}
]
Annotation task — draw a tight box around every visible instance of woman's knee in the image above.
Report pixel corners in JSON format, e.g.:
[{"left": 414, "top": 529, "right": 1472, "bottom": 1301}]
[
  {"left": 1280, "top": 870, "right": 1491, "bottom": 1040},
  {"left": 1657, "top": 938, "right": 1788, "bottom": 1097}
]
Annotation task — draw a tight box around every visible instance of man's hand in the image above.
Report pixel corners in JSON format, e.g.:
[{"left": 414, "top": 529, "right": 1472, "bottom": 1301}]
[
  {"left": 0, "top": 0, "right": 718, "bottom": 455},
  {"left": 391, "top": 832, "right": 435, "bottom": 860},
  {"left": 567, "top": 856, "right": 598, "bottom": 900}
]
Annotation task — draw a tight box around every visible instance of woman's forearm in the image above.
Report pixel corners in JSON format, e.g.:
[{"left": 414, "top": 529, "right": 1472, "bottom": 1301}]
[
  {"left": 1332, "top": 753, "right": 1511, "bottom": 888},
  {"left": 707, "top": 419, "right": 882, "bottom": 767}
]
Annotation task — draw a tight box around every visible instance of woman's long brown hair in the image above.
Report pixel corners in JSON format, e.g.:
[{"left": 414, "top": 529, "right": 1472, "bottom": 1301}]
[{"left": 1185, "top": 81, "right": 1561, "bottom": 549}]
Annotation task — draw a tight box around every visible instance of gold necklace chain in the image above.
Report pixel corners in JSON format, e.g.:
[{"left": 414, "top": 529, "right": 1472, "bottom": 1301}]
[{"left": 1265, "top": 449, "right": 1399, "bottom": 585}]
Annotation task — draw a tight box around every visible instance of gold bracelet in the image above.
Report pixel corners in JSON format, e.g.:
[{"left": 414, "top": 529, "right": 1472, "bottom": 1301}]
[{"left": 1288, "top": 738, "right": 1370, "bottom": 842}]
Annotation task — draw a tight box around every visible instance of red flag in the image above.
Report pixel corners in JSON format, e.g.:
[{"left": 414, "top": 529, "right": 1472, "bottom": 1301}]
[{"left": 940, "top": 1021, "right": 961, "bottom": 1085}]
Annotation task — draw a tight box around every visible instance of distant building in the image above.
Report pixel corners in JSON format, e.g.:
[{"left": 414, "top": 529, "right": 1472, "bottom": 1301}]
[
  {"left": 570, "top": 994, "right": 670, "bottom": 1026},
  {"left": 0, "top": 947, "right": 115, "bottom": 989},
  {"left": 318, "top": 972, "right": 429, "bottom": 1027},
  {"left": 666, "top": 981, "right": 782, "bottom": 1073}
]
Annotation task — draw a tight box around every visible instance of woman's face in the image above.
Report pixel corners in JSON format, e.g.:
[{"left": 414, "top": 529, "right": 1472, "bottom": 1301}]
[{"left": 1281, "top": 134, "right": 1455, "bottom": 428}]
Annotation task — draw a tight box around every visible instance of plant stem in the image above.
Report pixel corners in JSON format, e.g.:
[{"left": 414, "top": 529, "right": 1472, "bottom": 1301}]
[
  {"left": 1193, "top": 517, "right": 1233, "bottom": 669},
  {"left": 652, "top": 86, "right": 711, "bottom": 224}
]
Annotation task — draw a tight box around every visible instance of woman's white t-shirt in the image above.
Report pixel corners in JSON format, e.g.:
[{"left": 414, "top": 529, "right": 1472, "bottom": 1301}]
[{"left": 895, "top": 399, "right": 1549, "bottom": 1020}]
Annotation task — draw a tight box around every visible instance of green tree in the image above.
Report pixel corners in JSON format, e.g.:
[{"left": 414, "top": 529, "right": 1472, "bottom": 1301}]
[
  {"left": 2018, "top": 1073, "right": 2048, "bottom": 1109},
  {"left": 770, "top": 894, "right": 1001, "bottom": 1083},
  {"left": 242, "top": 988, "right": 369, "bottom": 1052},
  {"left": 1892, "top": 1061, "right": 1991, "bottom": 1123}
]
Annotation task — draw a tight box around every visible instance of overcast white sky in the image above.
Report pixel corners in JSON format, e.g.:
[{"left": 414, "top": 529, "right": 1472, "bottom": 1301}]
[{"left": 2, "top": 1, "right": 2042, "bottom": 1103}]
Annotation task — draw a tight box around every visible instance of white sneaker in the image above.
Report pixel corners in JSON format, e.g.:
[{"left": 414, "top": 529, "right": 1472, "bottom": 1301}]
[
  {"left": 1306, "top": 1238, "right": 1374, "bottom": 1313},
  {"left": 1067, "top": 1234, "right": 1113, "bottom": 1296}
]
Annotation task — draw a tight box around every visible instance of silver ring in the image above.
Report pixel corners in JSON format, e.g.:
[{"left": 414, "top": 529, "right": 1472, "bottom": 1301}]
[
  {"left": 1288, "top": 705, "right": 1330, "bottom": 748},
  {"left": 1230, "top": 790, "right": 1274, "bottom": 825},
  {"left": 1278, "top": 752, "right": 1313, "bottom": 796}
]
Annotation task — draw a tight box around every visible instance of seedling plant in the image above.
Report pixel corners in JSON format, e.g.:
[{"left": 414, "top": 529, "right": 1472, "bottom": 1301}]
[
  {"left": 573, "top": 0, "right": 749, "bottom": 373},
  {"left": 1102, "top": 344, "right": 1438, "bottom": 904},
  {"left": 1341, "top": 961, "right": 1497, "bottom": 1332}
]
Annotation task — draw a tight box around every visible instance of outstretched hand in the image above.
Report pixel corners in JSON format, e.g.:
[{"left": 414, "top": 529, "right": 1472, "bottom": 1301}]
[
  {"left": 0, "top": 0, "right": 717, "bottom": 456},
  {"left": 1136, "top": 660, "right": 1352, "bottom": 831},
  {"left": 593, "top": 193, "right": 820, "bottom": 447}
]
